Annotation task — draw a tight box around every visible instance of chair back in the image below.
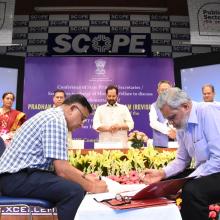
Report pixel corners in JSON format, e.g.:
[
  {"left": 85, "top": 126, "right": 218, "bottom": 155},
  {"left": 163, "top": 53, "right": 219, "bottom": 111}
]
[
  {"left": 0, "top": 138, "right": 56, "bottom": 219},
  {"left": 0, "top": 137, "right": 6, "bottom": 157}
]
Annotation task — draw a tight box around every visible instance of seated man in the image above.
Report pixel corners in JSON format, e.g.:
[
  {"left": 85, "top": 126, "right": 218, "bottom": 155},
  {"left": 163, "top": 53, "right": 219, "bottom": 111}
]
[
  {"left": 0, "top": 94, "right": 107, "bottom": 220},
  {"left": 0, "top": 136, "right": 5, "bottom": 156},
  {"left": 93, "top": 85, "right": 134, "bottom": 148},
  {"left": 144, "top": 87, "right": 220, "bottom": 220}
]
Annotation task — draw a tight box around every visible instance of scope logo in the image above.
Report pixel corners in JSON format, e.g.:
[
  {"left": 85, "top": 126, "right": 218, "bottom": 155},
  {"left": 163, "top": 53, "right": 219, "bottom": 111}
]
[{"left": 48, "top": 33, "right": 151, "bottom": 56}]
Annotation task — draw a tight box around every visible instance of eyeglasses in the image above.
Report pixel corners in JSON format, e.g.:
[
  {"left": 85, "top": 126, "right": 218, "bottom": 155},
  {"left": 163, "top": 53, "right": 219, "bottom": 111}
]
[
  {"left": 115, "top": 194, "right": 131, "bottom": 204},
  {"left": 74, "top": 105, "right": 87, "bottom": 123},
  {"left": 99, "top": 194, "right": 131, "bottom": 206},
  {"left": 166, "top": 114, "right": 177, "bottom": 124}
]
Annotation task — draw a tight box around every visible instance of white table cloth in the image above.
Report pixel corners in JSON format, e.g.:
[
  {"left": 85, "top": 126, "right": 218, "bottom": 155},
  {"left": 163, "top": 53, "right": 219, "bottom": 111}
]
[{"left": 74, "top": 194, "right": 182, "bottom": 220}]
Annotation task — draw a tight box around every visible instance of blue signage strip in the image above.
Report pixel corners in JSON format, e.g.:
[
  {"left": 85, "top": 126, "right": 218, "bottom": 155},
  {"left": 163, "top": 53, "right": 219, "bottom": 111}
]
[{"left": 0, "top": 206, "right": 57, "bottom": 215}]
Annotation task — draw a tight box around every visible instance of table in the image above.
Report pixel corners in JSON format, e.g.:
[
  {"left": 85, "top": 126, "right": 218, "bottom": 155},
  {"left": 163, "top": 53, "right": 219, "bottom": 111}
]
[{"left": 74, "top": 194, "right": 182, "bottom": 220}]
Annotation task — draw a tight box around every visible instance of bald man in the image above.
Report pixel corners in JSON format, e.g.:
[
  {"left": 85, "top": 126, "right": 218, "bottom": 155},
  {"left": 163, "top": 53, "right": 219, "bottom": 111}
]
[{"left": 202, "top": 84, "right": 215, "bottom": 102}]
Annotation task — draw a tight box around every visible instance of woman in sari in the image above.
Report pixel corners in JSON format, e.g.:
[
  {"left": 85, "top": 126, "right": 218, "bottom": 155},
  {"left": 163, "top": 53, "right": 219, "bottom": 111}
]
[{"left": 0, "top": 92, "right": 26, "bottom": 141}]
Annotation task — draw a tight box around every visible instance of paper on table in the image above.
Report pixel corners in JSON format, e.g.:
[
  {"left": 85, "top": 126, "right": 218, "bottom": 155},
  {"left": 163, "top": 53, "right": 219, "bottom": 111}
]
[
  {"left": 93, "top": 177, "right": 175, "bottom": 210},
  {"left": 102, "top": 176, "right": 146, "bottom": 194},
  {"left": 93, "top": 177, "right": 146, "bottom": 202},
  {"left": 94, "top": 176, "right": 194, "bottom": 203}
]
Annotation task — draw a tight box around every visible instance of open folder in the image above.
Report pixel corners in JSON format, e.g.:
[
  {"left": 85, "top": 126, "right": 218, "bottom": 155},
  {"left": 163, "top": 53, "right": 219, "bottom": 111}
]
[
  {"left": 99, "top": 177, "right": 193, "bottom": 210},
  {"left": 132, "top": 176, "right": 194, "bottom": 200}
]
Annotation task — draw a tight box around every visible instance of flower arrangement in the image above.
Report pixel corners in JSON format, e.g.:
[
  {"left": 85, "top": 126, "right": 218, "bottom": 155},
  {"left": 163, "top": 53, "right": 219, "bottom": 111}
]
[
  {"left": 176, "top": 197, "right": 182, "bottom": 209},
  {"left": 68, "top": 147, "right": 176, "bottom": 180},
  {"left": 173, "top": 187, "right": 220, "bottom": 220},
  {"left": 128, "top": 130, "right": 148, "bottom": 149},
  {"left": 209, "top": 204, "right": 220, "bottom": 220},
  {"left": 108, "top": 170, "right": 142, "bottom": 184}
]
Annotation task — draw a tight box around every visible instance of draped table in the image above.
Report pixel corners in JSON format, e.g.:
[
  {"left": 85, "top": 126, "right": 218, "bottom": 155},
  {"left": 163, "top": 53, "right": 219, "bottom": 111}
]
[{"left": 74, "top": 194, "right": 182, "bottom": 220}]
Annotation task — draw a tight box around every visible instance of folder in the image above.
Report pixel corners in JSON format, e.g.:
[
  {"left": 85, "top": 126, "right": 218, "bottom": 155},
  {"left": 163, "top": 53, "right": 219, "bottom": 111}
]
[
  {"left": 132, "top": 176, "right": 194, "bottom": 200},
  {"left": 103, "top": 197, "right": 174, "bottom": 210},
  {"left": 100, "top": 177, "right": 193, "bottom": 210}
]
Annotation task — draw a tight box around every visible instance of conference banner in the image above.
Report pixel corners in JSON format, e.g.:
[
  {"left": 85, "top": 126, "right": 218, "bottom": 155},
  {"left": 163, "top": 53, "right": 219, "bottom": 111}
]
[
  {"left": 187, "top": 0, "right": 220, "bottom": 44},
  {"left": 23, "top": 57, "right": 174, "bottom": 148}
]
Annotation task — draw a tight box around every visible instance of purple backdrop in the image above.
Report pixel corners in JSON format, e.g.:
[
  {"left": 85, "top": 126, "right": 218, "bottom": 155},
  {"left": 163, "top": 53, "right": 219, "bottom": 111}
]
[{"left": 23, "top": 57, "right": 174, "bottom": 148}]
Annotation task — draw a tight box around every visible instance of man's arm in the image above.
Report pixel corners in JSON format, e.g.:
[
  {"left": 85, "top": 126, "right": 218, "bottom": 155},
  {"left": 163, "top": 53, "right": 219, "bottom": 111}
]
[
  {"left": 149, "top": 104, "right": 171, "bottom": 135},
  {"left": 92, "top": 106, "right": 111, "bottom": 132},
  {"left": 93, "top": 105, "right": 133, "bottom": 132},
  {"left": 53, "top": 160, "right": 108, "bottom": 193},
  {"left": 163, "top": 136, "right": 191, "bottom": 178},
  {"left": 109, "top": 105, "right": 134, "bottom": 132},
  {"left": 190, "top": 104, "right": 220, "bottom": 177},
  {"left": 106, "top": 106, "right": 134, "bottom": 133},
  {"left": 123, "top": 105, "right": 134, "bottom": 131},
  {"left": 44, "top": 117, "right": 107, "bottom": 193},
  {"left": 142, "top": 168, "right": 166, "bottom": 184},
  {"left": 143, "top": 139, "right": 191, "bottom": 183}
]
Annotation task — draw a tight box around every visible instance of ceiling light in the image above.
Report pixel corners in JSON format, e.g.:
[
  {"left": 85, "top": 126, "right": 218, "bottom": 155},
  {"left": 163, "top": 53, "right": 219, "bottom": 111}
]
[
  {"left": 34, "top": 6, "right": 168, "bottom": 13},
  {"left": 0, "top": 43, "right": 21, "bottom": 46}
]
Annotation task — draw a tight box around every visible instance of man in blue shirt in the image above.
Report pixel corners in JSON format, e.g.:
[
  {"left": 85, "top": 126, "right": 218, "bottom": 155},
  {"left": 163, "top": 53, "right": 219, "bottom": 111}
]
[
  {"left": 0, "top": 94, "right": 107, "bottom": 220},
  {"left": 143, "top": 87, "right": 220, "bottom": 220}
]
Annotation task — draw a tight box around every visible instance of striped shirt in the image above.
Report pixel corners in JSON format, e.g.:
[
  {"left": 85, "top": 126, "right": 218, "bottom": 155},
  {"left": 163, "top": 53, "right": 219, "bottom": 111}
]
[{"left": 0, "top": 107, "right": 68, "bottom": 173}]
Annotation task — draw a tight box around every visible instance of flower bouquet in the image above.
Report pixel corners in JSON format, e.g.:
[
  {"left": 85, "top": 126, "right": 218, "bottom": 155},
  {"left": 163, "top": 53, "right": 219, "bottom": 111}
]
[
  {"left": 209, "top": 204, "right": 220, "bottom": 220},
  {"left": 108, "top": 170, "right": 142, "bottom": 184},
  {"left": 128, "top": 130, "right": 148, "bottom": 149}
]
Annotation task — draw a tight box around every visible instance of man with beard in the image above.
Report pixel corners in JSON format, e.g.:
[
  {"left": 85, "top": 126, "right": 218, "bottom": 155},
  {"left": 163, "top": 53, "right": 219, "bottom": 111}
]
[
  {"left": 93, "top": 85, "right": 134, "bottom": 147},
  {"left": 142, "top": 87, "right": 220, "bottom": 220}
]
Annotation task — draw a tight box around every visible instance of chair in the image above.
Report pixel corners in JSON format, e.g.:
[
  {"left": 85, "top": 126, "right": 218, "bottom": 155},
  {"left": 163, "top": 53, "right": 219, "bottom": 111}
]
[
  {"left": 0, "top": 196, "right": 55, "bottom": 220},
  {"left": 0, "top": 137, "right": 56, "bottom": 220},
  {"left": 0, "top": 137, "right": 4, "bottom": 157}
]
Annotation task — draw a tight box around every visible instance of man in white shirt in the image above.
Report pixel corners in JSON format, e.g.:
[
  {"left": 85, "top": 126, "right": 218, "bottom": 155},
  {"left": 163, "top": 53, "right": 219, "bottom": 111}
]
[
  {"left": 93, "top": 85, "right": 134, "bottom": 148},
  {"left": 149, "top": 80, "right": 176, "bottom": 147}
]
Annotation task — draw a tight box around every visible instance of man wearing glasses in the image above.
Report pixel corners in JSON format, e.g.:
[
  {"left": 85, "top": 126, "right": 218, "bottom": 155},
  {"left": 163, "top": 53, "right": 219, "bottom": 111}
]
[
  {"left": 0, "top": 94, "right": 108, "bottom": 220},
  {"left": 143, "top": 87, "right": 220, "bottom": 220}
]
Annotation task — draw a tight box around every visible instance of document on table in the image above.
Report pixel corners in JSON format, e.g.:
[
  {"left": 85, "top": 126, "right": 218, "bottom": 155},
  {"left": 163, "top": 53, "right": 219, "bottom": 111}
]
[
  {"left": 93, "top": 176, "right": 194, "bottom": 202},
  {"left": 93, "top": 177, "right": 175, "bottom": 210},
  {"left": 93, "top": 177, "right": 146, "bottom": 202}
]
